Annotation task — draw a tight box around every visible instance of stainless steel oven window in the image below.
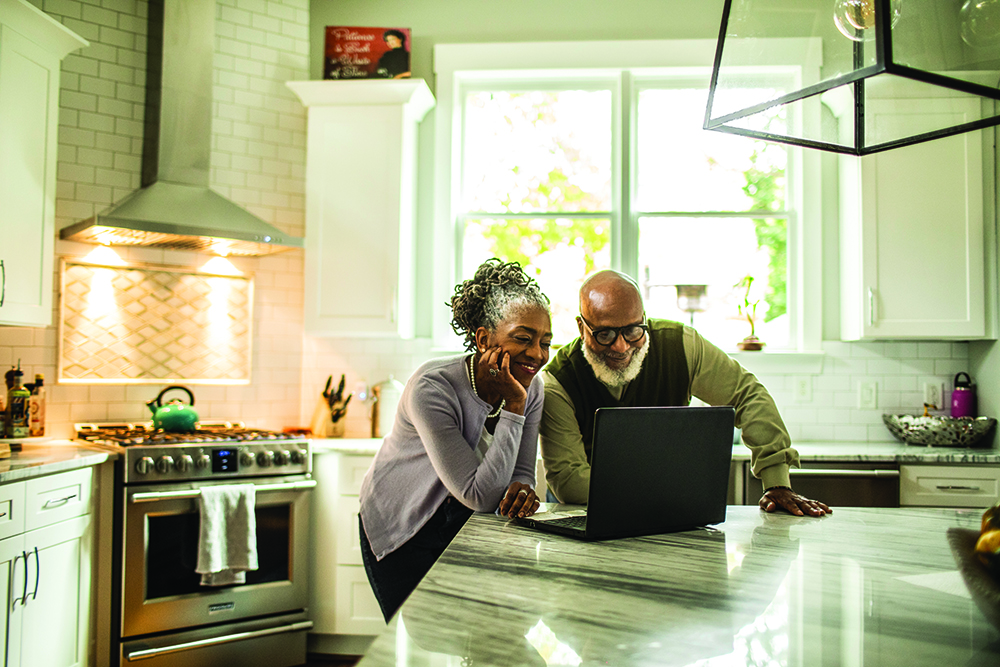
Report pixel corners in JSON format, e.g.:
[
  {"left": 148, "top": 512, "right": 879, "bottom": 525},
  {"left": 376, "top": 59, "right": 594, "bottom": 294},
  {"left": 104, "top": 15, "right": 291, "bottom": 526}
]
[{"left": 121, "top": 477, "right": 312, "bottom": 638}]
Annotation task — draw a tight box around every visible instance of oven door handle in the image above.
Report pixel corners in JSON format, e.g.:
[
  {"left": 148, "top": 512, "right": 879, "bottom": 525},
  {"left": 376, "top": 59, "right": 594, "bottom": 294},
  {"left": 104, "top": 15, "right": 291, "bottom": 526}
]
[
  {"left": 129, "top": 479, "right": 317, "bottom": 503},
  {"left": 124, "top": 620, "right": 314, "bottom": 661}
]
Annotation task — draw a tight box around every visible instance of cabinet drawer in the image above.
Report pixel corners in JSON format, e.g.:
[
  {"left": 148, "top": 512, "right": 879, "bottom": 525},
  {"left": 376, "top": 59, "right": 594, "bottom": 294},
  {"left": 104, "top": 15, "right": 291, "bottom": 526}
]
[
  {"left": 25, "top": 468, "right": 93, "bottom": 531},
  {"left": 0, "top": 482, "right": 26, "bottom": 540},
  {"left": 334, "top": 565, "right": 384, "bottom": 635},
  {"left": 337, "top": 455, "right": 374, "bottom": 496},
  {"left": 900, "top": 465, "right": 1000, "bottom": 507}
]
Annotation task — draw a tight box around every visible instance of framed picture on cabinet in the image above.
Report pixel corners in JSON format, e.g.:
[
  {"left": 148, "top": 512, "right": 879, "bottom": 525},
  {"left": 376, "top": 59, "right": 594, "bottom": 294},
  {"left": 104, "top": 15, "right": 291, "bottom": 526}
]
[{"left": 323, "top": 26, "right": 412, "bottom": 80}]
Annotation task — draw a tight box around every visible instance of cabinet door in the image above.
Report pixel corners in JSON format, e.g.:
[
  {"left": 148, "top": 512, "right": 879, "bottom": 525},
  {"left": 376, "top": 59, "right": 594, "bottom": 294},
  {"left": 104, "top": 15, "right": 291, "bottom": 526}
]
[
  {"left": 840, "top": 99, "right": 984, "bottom": 340},
  {"left": 0, "top": 23, "right": 58, "bottom": 327},
  {"left": 0, "top": 534, "right": 25, "bottom": 667},
  {"left": 19, "top": 514, "right": 92, "bottom": 667}
]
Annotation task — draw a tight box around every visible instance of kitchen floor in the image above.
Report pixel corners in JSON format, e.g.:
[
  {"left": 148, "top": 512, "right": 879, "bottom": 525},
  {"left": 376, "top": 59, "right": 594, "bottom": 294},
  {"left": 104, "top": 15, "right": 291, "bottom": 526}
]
[{"left": 300, "top": 654, "right": 361, "bottom": 666}]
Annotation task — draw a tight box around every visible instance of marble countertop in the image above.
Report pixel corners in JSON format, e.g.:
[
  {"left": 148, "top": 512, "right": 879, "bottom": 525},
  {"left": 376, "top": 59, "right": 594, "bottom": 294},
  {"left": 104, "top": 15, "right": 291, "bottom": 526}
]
[
  {"left": 311, "top": 437, "right": 1000, "bottom": 464},
  {"left": 0, "top": 441, "right": 116, "bottom": 484},
  {"left": 357, "top": 505, "right": 999, "bottom": 667}
]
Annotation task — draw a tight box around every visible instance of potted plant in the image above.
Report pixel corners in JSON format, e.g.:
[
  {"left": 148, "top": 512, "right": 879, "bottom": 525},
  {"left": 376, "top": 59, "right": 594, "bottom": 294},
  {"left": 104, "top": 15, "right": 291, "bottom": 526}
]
[{"left": 735, "top": 274, "right": 765, "bottom": 351}]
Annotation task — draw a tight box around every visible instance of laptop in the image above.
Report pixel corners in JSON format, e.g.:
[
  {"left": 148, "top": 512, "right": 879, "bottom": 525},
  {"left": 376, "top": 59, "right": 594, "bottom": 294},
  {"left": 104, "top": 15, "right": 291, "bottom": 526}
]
[{"left": 516, "top": 405, "right": 735, "bottom": 540}]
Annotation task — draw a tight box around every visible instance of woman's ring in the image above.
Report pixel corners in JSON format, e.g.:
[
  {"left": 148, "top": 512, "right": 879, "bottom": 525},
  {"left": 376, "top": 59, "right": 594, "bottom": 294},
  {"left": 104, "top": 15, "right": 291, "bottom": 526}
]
[
  {"left": 517, "top": 489, "right": 528, "bottom": 496},
  {"left": 489, "top": 368, "right": 498, "bottom": 376}
]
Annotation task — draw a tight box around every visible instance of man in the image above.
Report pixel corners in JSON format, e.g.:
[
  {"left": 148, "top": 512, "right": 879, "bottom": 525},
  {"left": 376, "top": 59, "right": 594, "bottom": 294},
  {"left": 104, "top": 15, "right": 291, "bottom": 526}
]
[{"left": 540, "top": 269, "right": 830, "bottom": 517}]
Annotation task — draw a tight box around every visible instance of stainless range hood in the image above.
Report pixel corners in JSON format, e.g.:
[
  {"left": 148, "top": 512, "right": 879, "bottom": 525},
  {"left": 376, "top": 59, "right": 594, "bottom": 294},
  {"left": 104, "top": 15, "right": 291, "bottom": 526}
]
[{"left": 60, "top": 0, "right": 302, "bottom": 256}]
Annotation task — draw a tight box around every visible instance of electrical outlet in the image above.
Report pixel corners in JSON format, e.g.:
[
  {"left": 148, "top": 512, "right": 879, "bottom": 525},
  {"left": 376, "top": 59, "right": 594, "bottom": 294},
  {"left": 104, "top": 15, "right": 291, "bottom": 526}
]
[
  {"left": 858, "top": 381, "right": 878, "bottom": 409},
  {"left": 794, "top": 377, "right": 812, "bottom": 403},
  {"left": 923, "top": 382, "right": 942, "bottom": 409}
]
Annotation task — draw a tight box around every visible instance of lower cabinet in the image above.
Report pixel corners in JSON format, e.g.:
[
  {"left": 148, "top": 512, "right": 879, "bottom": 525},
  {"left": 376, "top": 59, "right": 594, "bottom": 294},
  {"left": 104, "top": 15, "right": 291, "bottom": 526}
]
[
  {"left": 0, "top": 467, "right": 94, "bottom": 667},
  {"left": 899, "top": 464, "right": 1000, "bottom": 508},
  {"left": 309, "top": 448, "right": 384, "bottom": 654}
]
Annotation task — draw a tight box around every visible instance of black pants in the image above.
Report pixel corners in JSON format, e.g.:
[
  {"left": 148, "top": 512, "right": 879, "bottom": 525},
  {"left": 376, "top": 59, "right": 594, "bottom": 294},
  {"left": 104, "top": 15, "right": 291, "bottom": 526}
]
[{"left": 359, "top": 497, "right": 473, "bottom": 622}]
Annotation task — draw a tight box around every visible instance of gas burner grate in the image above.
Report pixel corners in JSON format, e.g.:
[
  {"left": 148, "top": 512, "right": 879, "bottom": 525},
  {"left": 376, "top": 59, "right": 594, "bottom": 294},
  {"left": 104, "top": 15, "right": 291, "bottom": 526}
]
[{"left": 74, "top": 422, "right": 307, "bottom": 446}]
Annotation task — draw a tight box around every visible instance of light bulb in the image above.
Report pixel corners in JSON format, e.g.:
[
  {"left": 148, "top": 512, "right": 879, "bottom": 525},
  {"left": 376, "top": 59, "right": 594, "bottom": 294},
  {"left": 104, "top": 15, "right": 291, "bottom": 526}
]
[
  {"left": 960, "top": 0, "right": 1000, "bottom": 48},
  {"left": 834, "top": 0, "right": 902, "bottom": 42}
]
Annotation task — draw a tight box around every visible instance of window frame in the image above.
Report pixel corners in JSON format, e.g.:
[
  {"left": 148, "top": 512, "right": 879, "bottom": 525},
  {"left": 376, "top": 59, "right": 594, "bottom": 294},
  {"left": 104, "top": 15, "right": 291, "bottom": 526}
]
[{"left": 432, "top": 40, "right": 824, "bottom": 372}]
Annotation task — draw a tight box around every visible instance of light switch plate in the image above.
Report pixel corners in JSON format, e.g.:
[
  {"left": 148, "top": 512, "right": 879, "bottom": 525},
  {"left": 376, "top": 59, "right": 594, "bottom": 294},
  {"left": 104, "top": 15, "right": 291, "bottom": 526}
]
[
  {"left": 858, "top": 381, "right": 878, "bottom": 409},
  {"left": 793, "top": 377, "right": 812, "bottom": 403}
]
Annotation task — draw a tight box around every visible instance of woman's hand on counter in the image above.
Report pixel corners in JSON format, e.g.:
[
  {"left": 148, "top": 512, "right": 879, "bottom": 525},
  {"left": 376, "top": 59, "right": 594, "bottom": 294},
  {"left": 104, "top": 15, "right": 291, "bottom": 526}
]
[
  {"left": 499, "top": 482, "right": 540, "bottom": 518},
  {"left": 759, "top": 487, "right": 832, "bottom": 517}
]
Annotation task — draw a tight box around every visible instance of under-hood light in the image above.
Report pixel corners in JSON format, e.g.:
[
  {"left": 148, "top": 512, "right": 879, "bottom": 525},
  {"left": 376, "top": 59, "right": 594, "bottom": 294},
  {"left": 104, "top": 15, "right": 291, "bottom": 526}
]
[
  {"left": 83, "top": 245, "right": 127, "bottom": 266},
  {"left": 200, "top": 257, "right": 243, "bottom": 276}
]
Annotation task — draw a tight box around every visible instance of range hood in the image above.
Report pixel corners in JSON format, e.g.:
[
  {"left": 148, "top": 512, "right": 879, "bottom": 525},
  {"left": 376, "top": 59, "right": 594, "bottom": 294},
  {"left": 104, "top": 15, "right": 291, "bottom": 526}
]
[{"left": 60, "top": 0, "right": 302, "bottom": 256}]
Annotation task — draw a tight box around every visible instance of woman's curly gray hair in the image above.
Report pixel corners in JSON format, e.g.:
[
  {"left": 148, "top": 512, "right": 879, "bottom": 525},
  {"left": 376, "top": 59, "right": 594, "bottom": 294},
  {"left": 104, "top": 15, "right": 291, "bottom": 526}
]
[{"left": 448, "top": 258, "right": 550, "bottom": 351}]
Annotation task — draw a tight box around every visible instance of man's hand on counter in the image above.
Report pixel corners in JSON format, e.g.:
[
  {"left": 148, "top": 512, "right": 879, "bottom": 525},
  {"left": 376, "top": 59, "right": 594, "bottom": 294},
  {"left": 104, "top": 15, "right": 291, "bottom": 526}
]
[{"left": 759, "top": 487, "right": 832, "bottom": 517}]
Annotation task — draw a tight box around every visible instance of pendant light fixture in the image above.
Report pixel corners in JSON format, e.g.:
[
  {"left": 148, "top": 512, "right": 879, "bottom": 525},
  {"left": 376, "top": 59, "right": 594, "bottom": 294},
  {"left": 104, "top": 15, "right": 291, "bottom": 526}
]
[{"left": 705, "top": 0, "right": 1000, "bottom": 155}]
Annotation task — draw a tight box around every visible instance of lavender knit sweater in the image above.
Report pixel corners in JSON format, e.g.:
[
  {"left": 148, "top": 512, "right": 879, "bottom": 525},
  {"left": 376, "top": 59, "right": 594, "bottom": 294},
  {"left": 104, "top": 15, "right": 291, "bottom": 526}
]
[{"left": 359, "top": 354, "right": 542, "bottom": 560}]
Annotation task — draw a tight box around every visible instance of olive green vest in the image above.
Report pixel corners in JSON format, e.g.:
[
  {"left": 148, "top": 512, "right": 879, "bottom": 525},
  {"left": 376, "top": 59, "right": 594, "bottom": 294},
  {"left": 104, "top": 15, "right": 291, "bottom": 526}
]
[{"left": 546, "top": 319, "right": 689, "bottom": 461}]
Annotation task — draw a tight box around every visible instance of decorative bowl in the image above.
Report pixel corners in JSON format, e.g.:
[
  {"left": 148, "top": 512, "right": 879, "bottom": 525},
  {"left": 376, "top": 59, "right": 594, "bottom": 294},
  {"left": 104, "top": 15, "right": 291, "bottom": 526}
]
[
  {"left": 881, "top": 414, "right": 996, "bottom": 447},
  {"left": 946, "top": 527, "right": 1000, "bottom": 632}
]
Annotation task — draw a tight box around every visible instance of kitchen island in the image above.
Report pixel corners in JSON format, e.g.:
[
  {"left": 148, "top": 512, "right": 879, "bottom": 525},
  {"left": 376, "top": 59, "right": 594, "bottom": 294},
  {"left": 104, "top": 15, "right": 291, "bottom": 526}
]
[{"left": 356, "top": 505, "right": 1000, "bottom": 666}]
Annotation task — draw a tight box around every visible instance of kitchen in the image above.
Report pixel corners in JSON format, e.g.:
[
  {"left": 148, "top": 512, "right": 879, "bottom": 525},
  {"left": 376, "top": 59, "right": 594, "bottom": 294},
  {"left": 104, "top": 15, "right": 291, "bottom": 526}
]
[{"left": 1, "top": 0, "right": 1000, "bottom": 665}]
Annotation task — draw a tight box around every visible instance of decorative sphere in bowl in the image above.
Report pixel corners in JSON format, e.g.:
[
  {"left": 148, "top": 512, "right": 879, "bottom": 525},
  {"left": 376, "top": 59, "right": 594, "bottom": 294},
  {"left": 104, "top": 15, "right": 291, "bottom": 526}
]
[{"left": 881, "top": 414, "right": 996, "bottom": 447}]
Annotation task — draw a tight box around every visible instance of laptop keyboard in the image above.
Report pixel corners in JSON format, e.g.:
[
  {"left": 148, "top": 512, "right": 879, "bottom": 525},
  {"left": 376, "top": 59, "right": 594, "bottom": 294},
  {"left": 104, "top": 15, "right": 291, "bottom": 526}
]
[{"left": 546, "top": 515, "right": 588, "bottom": 530}]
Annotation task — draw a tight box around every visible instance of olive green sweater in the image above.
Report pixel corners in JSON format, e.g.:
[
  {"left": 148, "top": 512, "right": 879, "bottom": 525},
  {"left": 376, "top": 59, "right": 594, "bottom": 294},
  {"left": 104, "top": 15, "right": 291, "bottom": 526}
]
[{"left": 539, "top": 321, "right": 798, "bottom": 503}]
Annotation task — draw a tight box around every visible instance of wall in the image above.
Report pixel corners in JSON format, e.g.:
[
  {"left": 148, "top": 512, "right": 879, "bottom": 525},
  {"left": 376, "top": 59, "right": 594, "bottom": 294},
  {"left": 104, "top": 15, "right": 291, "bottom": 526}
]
[
  {"left": 0, "top": 0, "right": 312, "bottom": 439},
  {"left": 0, "top": 0, "right": 993, "bottom": 444}
]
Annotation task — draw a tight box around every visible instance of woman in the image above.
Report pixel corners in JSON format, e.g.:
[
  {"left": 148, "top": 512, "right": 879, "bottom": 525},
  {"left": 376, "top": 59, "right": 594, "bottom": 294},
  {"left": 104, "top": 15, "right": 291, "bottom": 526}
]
[{"left": 359, "top": 258, "right": 552, "bottom": 621}]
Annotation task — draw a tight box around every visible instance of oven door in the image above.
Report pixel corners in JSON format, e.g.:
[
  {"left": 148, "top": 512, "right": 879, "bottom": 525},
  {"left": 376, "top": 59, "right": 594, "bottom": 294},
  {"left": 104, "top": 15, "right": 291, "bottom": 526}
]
[{"left": 121, "top": 475, "right": 315, "bottom": 638}]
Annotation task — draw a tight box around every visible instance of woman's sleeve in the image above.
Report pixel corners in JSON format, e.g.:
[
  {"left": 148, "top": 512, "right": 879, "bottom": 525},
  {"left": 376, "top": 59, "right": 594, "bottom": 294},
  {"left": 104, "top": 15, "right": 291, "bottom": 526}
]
[
  {"left": 408, "top": 374, "right": 527, "bottom": 512},
  {"left": 510, "top": 379, "right": 542, "bottom": 488}
]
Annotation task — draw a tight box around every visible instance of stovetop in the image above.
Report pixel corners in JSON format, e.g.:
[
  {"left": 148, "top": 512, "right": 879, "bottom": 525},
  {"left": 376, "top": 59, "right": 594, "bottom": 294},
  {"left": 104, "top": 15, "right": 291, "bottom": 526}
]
[
  {"left": 75, "top": 422, "right": 311, "bottom": 483},
  {"left": 75, "top": 422, "right": 306, "bottom": 446}
]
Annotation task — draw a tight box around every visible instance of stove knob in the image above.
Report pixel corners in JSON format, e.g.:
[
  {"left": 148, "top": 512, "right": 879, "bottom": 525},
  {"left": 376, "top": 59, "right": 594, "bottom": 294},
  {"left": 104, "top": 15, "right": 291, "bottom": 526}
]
[
  {"left": 273, "top": 450, "right": 290, "bottom": 466},
  {"left": 135, "top": 457, "right": 155, "bottom": 475},
  {"left": 256, "top": 451, "right": 274, "bottom": 467},
  {"left": 196, "top": 454, "right": 211, "bottom": 469},
  {"left": 239, "top": 450, "right": 256, "bottom": 467},
  {"left": 155, "top": 456, "right": 175, "bottom": 474},
  {"left": 289, "top": 449, "right": 306, "bottom": 464},
  {"left": 176, "top": 454, "right": 194, "bottom": 472}
]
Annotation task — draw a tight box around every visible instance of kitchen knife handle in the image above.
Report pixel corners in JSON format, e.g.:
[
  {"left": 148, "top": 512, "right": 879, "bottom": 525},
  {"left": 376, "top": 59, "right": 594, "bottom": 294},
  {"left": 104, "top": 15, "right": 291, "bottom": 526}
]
[{"left": 867, "top": 287, "right": 876, "bottom": 327}]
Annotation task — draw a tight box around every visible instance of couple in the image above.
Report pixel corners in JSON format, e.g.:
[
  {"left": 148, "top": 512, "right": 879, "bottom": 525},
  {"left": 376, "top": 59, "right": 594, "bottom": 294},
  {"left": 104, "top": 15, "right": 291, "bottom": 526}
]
[{"left": 358, "top": 258, "right": 830, "bottom": 621}]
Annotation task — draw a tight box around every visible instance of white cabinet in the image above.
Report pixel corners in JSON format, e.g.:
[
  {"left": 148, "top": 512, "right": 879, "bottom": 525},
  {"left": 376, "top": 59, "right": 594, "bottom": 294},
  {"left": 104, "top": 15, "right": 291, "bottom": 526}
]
[
  {"left": 0, "top": 467, "right": 94, "bottom": 667},
  {"left": 899, "top": 464, "right": 1000, "bottom": 508},
  {"left": 0, "top": 0, "right": 86, "bottom": 327},
  {"left": 309, "top": 447, "right": 384, "bottom": 647},
  {"left": 839, "top": 98, "right": 985, "bottom": 340},
  {"left": 287, "top": 80, "right": 434, "bottom": 338}
]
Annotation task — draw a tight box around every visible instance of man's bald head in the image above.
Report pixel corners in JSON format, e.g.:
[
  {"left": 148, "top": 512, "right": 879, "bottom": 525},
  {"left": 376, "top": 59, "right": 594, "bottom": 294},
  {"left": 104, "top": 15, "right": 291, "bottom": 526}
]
[{"left": 579, "top": 270, "right": 644, "bottom": 324}]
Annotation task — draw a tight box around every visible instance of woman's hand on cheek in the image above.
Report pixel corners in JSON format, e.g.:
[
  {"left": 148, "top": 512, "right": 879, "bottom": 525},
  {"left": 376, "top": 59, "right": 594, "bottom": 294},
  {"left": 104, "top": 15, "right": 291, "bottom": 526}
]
[{"left": 477, "top": 347, "right": 527, "bottom": 411}]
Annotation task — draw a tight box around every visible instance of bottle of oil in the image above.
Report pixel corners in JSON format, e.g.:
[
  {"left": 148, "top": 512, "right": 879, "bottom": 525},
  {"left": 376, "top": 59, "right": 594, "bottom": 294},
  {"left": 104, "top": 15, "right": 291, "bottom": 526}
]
[
  {"left": 28, "top": 374, "right": 45, "bottom": 437},
  {"left": 6, "top": 366, "right": 29, "bottom": 438}
]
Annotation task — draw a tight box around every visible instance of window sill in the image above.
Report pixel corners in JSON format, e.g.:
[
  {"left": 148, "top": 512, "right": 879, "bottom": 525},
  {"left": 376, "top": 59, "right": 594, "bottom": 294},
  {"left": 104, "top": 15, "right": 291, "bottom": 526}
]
[{"left": 726, "top": 350, "right": 825, "bottom": 375}]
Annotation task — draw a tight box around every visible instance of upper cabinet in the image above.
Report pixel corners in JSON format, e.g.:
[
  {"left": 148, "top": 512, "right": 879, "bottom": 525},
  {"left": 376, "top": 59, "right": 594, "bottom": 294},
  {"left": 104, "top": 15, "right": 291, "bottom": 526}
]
[
  {"left": 288, "top": 79, "right": 435, "bottom": 338},
  {"left": 839, "top": 97, "right": 987, "bottom": 340},
  {"left": 0, "top": 0, "right": 87, "bottom": 327}
]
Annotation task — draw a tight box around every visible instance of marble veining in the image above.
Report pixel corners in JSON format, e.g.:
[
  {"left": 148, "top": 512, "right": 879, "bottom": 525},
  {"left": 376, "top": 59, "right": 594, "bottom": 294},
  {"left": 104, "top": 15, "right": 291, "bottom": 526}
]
[
  {"left": 0, "top": 442, "right": 115, "bottom": 484},
  {"left": 733, "top": 442, "right": 1000, "bottom": 464},
  {"left": 357, "top": 505, "right": 1000, "bottom": 667}
]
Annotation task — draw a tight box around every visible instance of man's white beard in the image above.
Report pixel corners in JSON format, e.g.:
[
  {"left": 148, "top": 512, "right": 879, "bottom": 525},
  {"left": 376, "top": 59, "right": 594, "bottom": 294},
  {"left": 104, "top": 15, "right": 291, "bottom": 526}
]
[{"left": 583, "top": 336, "right": 650, "bottom": 388}]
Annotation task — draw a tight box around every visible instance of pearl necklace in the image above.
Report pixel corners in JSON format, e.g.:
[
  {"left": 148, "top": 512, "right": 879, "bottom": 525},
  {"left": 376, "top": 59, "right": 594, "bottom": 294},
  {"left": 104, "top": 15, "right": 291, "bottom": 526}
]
[{"left": 468, "top": 354, "right": 505, "bottom": 419}]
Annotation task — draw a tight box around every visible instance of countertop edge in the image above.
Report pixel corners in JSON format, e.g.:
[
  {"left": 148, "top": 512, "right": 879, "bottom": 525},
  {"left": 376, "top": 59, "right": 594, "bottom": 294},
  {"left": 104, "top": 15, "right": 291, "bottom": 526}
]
[{"left": 0, "top": 442, "right": 118, "bottom": 485}]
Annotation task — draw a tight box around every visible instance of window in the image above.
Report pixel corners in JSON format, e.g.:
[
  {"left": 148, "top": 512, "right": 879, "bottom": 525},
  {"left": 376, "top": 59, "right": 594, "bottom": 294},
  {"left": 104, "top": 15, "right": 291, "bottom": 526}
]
[{"left": 433, "top": 41, "right": 823, "bottom": 362}]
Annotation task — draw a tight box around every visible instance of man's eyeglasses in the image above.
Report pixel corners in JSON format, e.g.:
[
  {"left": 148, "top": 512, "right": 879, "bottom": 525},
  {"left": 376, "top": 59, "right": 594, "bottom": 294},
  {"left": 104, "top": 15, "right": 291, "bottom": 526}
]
[{"left": 579, "top": 316, "right": 649, "bottom": 347}]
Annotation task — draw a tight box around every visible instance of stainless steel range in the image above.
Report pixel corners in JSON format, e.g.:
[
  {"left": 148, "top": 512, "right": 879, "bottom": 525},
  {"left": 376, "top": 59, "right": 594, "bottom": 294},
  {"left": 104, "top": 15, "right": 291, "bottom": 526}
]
[{"left": 77, "top": 422, "right": 314, "bottom": 667}]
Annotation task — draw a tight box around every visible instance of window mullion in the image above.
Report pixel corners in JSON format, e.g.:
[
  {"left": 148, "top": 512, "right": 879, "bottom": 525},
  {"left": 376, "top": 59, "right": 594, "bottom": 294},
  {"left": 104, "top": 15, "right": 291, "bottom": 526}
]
[{"left": 616, "top": 71, "right": 638, "bottom": 279}]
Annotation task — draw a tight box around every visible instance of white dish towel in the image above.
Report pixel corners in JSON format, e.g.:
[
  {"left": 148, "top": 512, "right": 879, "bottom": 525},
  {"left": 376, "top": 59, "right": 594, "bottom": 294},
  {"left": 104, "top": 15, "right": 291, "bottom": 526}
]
[{"left": 196, "top": 484, "right": 258, "bottom": 586}]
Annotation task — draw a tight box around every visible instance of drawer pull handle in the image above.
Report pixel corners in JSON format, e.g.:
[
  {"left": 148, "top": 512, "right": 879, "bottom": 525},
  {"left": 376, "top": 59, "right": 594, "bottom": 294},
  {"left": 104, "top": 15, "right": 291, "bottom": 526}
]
[
  {"left": 42, "top": 493, "right": 78, "bottom": 509},
  {"left": 790, "top": 469, "right": 900, "bottom": 478},
  {"left": 935, "top": 485, "right": 981, "bottom": 491},
  {"left": 0, "top": 512, "right": 7, "bottom": 519},
  {"left": 29, "top": 546, "right": 39, "bottom": 602},
  {"left": 125, "top": 620, "right": 313, "bottom": 660}
]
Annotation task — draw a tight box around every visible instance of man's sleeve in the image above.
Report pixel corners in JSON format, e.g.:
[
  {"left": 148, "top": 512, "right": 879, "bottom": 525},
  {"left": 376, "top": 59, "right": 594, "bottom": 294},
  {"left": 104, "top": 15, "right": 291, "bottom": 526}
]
[
  {"left": 684, "top": 326, "right": 799, "bottom": 490},
  {"left": 538, "top": 372, "right": 592, "bottom": 504}
]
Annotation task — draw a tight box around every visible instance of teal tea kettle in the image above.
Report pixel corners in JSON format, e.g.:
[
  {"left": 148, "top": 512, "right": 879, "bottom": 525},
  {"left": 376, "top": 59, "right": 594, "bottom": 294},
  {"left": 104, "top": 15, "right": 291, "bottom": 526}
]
[{"left": 147, "top": 386, "right": 199, "bottom": 432}]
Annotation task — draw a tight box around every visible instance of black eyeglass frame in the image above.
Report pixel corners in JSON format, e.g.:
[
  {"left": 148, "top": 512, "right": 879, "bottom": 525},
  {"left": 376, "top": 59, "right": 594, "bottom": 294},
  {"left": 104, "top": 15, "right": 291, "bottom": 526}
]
[{"left": 578, "top": 315, "right": 649, "bottom": 347}]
